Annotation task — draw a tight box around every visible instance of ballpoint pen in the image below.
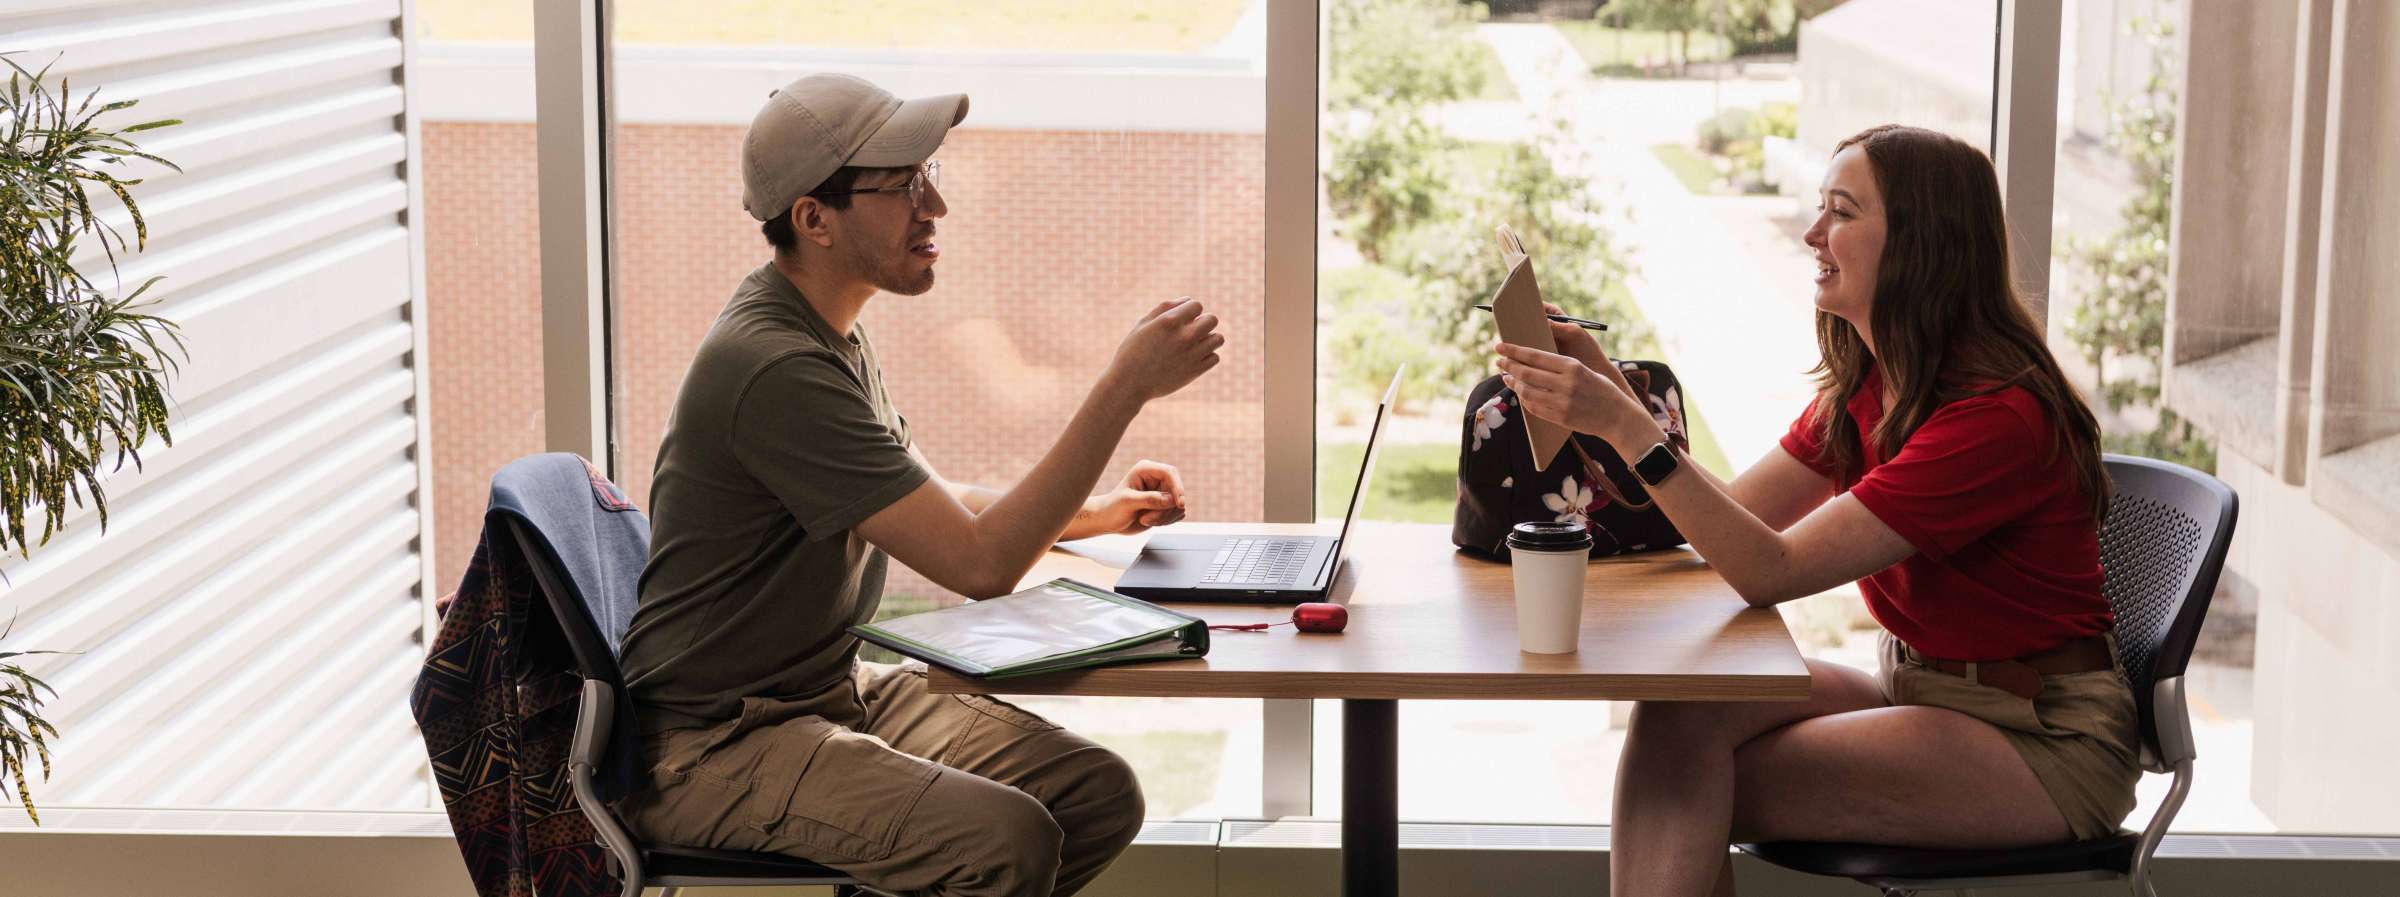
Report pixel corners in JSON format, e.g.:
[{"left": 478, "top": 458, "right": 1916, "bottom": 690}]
[{"left": 1473, "top": 305, "right": 1609, "bottom": 331}]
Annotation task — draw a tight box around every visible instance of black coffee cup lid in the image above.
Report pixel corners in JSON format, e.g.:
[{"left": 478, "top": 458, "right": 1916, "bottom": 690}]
[{"left": 1508, "top": 521, "right": 1593, "bottom": 550}]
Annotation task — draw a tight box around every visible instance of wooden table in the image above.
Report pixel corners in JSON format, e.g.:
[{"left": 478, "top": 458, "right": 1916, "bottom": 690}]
[{"left": 926, "top": 521, "right": 1809, "bottom": 897}]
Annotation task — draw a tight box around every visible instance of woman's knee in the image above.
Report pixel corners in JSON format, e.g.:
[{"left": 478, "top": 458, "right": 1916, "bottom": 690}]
[
  {"left": 1625, "top": 698, "right": 1744, "bottom": 751},
  {"left": 1724, "top": 735, "right": 1827, "bottom": 844},
  {"left": 1637, "top": 660, "right": 1882, "bottom": 734}
]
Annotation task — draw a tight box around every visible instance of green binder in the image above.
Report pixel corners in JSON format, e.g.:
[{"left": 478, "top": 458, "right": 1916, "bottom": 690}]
[{"left": 850, "top": 578, "right": 1210, "bottom": 679}]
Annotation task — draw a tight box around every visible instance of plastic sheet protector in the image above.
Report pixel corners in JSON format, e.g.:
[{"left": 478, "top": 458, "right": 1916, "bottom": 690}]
[{"left": 852, "top": 578, "right": 1208, "bottom": 678}]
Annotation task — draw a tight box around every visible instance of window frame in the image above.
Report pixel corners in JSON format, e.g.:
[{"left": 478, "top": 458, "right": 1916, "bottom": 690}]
[{"left": 531, "top": 0, "right": 2059, "bottom": 824}]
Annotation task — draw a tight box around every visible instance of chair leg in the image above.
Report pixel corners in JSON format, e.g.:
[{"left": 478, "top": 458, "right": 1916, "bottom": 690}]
[{"left": 655, "top": 888, "right": 681, "bottom": 897}]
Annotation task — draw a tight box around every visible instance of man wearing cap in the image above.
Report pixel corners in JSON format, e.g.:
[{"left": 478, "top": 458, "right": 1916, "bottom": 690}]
[{"left": 611, "top": 74, "right": 1224, "bottom": 897}]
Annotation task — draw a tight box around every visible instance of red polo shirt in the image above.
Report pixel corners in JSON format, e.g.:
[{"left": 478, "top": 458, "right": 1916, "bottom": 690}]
[{"left": 1778, "top": 369, "right": 2109, "bottom": 661}]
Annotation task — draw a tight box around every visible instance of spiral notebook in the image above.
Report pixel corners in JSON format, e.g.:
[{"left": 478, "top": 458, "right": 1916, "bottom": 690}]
[{"left": 850, "top": 578, "right": 1210, "bottom": 679}]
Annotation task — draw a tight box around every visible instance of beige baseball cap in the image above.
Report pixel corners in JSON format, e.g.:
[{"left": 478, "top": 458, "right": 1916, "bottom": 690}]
[{"left": 741, "top": 73, "right": 969, "bottom": 222}]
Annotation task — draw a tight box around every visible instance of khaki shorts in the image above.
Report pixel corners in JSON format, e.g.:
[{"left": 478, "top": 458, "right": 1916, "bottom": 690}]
[{"left": 1875, "top": 631, "right": 2144, "bottom": 841}]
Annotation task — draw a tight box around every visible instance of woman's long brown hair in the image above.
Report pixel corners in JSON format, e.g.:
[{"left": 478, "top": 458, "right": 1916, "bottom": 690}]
[{"left": 1807, "top": 125, "right": 2111, "bottom": 520}]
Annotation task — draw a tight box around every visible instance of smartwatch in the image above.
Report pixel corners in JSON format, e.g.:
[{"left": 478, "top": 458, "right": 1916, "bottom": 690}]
[{"left": 1632, "top": 441, "right": 1681, "bottom": 488}]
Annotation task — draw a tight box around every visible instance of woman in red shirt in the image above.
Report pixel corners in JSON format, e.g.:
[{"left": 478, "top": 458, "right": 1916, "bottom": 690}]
[{"left": 1496, "top": 124, "right": 2138, "bottom": 897}]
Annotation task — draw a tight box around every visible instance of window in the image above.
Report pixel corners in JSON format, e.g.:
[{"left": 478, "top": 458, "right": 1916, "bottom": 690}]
[
  {"left": 2049, "top": 0, "right": 2400, "bottom": 835},
  {"left": 15, "top": 0, "right": 2392, "bottom": 858},
  {"left": 1312, "top": 0, "right": 1996, "bottom": 822},
  {"left": 601, "top": 1, "right": 1271, "bottom": 819},
  {"left": 414, "top": 1, "right": 549, "bottom": 620}
]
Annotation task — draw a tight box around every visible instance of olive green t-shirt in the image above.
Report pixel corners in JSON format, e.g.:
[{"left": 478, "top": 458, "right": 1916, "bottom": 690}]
[{"left": 620, "top": 263, "right": 928, "bottom": 734}]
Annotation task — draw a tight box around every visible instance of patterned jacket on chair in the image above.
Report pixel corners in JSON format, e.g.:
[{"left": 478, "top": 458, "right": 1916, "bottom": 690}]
[{"left": 411, "top": 457, "right": 642, "bottom": 897}]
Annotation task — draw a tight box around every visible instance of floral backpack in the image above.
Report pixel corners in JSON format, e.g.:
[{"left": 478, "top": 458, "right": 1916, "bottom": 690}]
[{"left": 1453, "top": 360, "right": 1691, "bottom": 558}]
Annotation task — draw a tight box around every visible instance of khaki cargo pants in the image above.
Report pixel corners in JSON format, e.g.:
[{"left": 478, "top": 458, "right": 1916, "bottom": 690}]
[{"left": 612, "top": 661, "right": 1145, "bottom": 897}]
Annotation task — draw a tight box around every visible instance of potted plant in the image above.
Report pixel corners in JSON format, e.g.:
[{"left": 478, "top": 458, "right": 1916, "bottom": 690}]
[
  {"left": 1, "top": 615, "right": 64, "bottom": 825},
  {"left": 1, "top": 54, "right": 183, "bottom": 825}
]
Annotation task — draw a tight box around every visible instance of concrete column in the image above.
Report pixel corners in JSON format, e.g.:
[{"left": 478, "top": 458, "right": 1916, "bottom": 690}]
[
  {"left": 2308, "top": 0, "right": 2400, "bottom": 463},
  {"left": 2163, "top": 0, "right": 2298, "bottom": 369},
  {"left": 2160, "top": 1, "right": 2302, "bottom": 468},
  {"left": 2272, "top": 0, "right": 2336, "bottom": 486}
]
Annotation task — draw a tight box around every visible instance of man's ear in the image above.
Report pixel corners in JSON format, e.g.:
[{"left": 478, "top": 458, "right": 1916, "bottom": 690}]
[{"left": 790, "top": 198, "right": 837, "bottom": 249}]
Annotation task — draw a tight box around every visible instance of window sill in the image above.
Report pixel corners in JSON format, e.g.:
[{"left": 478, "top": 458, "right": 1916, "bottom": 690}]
[
  {"left": 2165, "top": 336, "right": 2280, "bottom": 469},
  {"left": 2311, "top": 432, "right": 2400, "bottom": 559},
  {"left": 8, "top": 814, "right": 2400, "bottom": 896}
]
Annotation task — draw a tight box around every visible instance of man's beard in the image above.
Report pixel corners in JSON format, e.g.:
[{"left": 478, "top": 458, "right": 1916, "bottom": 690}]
[{"left": 846, "top": 238, "right": 936, "bottom": 296}]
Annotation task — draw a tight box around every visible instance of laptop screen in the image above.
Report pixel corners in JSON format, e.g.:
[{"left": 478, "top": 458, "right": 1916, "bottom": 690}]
[{"left": 1331, "top": 367, "right": 1402, "bottom": 554}]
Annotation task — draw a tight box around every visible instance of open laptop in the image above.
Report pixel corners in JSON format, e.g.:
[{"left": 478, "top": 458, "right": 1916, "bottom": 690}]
[{"left": 1115, "top": 368, "right": 1401, "bottom": 603}]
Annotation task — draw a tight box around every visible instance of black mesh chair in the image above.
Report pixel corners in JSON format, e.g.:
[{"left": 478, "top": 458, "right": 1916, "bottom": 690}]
[
  {"left": 504, "top": 512, "right": 876, "bottom": 897},
  {"left": 1737, "top": 454, "right": 2239, "bottom": 897}
]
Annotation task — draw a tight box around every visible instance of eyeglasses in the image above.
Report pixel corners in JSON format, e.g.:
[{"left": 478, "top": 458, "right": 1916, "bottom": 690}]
[{"left": 809, "top": 160, "right": 942, "bottom": 209}]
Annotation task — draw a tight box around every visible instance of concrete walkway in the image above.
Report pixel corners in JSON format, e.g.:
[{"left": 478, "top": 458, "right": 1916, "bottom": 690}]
[{"left": 1474, "top": 23, "right": 1817, "bottom": 469}]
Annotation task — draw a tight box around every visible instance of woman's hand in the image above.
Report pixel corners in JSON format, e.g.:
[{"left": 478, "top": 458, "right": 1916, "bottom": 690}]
[
  {"left": 1543, "top": 301, "right": 1609, "bottom": 371},
  {"left": 1493, "top": 340, "right": 1659, "bottom": 451}
]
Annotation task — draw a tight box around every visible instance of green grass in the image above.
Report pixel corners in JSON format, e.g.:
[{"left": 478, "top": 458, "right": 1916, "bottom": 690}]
[
  {"left": 1317, "top": 403, "right": 1734, "bottom": 524},
  {"left": 1318, "top": 440, "right": 1462, "bottom": 524},
  {"left": 1551, "top": 22, "right": 1733, "bottom": 76},
  {"left": 1650, "top": 142, "right": 1723, "bottom": 194},
  {"left": 1097, "top": 729, "right": 1226, "bottom": 817},
  {"left": 417, "top": 0, "right": 1251, "bottom": 52}
]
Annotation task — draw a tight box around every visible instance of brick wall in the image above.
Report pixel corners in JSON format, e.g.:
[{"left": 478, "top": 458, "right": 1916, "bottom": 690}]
[
  {"left": 424, "top": 122, "right": 1268, "bottom": 598},
  {"left": 422, "top": 122, "right": 546, "bottom": 594}
]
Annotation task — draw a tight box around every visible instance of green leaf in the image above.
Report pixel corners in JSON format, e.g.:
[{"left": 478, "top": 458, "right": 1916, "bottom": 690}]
[{"left": 0, "top": 52, "right": 181, "bottom": 556}]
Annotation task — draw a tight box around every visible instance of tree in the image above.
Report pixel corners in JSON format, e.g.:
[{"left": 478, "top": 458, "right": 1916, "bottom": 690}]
[
  {"left": 1609, "top": 0, "right": 1707, "bottom": 75},
  {"left": 1323, "top": 0, "right": 1488, "bottom": 255},
  {"left": 1324, "top": 0, "right": 1643, "bottom": 402},
  {"left": 1380, "top": 129, "right": 1641, "bottom": 388},
  {"left": 1718, "top": 0, "right": 1785, "bottom": 55}
]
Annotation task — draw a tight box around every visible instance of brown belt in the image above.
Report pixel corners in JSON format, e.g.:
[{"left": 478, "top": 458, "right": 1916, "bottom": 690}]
[{"left": 1910, "top": 635, "right": 2115, "bottom": 700}]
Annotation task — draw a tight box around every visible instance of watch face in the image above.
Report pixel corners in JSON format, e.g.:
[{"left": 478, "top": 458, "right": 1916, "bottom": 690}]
[{"left": 1635, "top": 443, "right": 1678, "bottom": 486}]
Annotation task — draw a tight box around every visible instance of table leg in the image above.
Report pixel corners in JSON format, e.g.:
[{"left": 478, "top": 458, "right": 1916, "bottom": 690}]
[{"left": 1342, "top": 698, "right": 1397, "bottom": 897}]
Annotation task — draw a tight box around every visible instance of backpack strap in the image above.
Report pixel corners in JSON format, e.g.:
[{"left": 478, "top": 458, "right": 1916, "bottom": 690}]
[{"left": 1569, "top": 440, "right": 1657, "bottom": 512}]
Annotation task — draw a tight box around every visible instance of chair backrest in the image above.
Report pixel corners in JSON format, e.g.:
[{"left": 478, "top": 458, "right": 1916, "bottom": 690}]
[
  {"left": 490, "top": 453, "right": 652, "bottom": 803},
  {"left": 2095, "top": 454, "right": 2238, "bottom": 758}
]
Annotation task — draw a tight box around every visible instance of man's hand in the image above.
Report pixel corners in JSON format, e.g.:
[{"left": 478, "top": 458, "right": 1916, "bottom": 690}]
[
  {"left": 856, "top": 300, "right": 1213, "bottom": 597},
  {"left": 1100, "top": 298, "right": 1223, "bottom": 405},
  {"left": 1066, "top": 460, "right": 1189, "bottom": 540}
]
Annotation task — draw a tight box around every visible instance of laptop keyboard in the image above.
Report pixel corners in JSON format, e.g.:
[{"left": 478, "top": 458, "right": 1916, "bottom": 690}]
[{"left": 1201, "top": 537, "right": 1311, "bottom": 585}]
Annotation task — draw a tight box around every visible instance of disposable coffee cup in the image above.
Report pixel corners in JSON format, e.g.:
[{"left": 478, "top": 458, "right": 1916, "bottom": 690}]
[{"left": 1508, "top": 521, "right": 1593, "bottom": 654}]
